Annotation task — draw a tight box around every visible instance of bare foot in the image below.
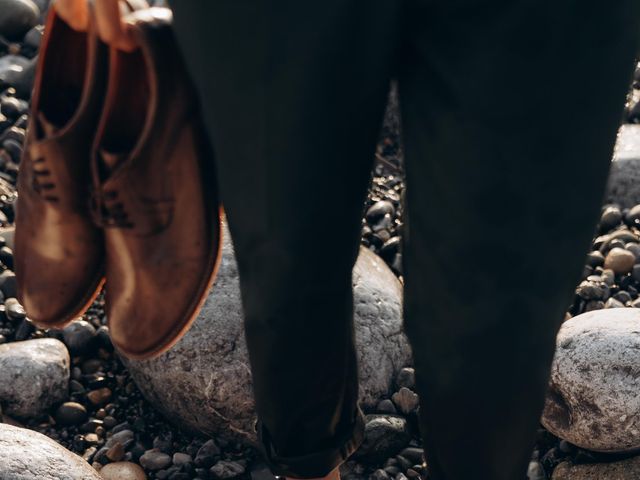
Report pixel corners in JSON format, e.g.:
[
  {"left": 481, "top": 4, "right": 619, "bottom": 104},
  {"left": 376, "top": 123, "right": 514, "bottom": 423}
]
[{"left": 285, "top": 465, "right": 341, "bottom": 480}]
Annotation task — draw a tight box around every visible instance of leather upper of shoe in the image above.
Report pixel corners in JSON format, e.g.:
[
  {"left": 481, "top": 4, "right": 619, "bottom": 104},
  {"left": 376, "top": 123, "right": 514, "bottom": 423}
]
[
  {"left": 92, "top": 8, "right": 222, "bottom": 358},
  {"left": 14, "top": 10, "right": 107, "bottom": 326}
]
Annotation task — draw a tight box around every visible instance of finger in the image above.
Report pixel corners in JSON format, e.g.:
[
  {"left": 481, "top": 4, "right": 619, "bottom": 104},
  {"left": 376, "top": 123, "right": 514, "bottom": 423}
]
[
  {"left": 94, "top": 0, "right": 137, "bottom": 51},
  {"left": 53, "top": 0, "right": 89, "bottom": 31}
]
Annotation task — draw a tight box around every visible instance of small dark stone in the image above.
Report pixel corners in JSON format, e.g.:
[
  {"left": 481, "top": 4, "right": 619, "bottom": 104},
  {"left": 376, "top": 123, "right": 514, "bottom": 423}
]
[
  {"left": 576, "top": 281, "right": 606, "bottom": 300},
  {"left": 23, "top": 24, "right": 43, "bottom": 49},
  {"left": 353, "top": 415, "right": 411, "bottom": 463},
  {"left": 396, "top": 368, "right": 415, "bottom": 390},
  {"left": 0, "top": 0, "right": 40, "bottom": 40},
  {"left": 154, "top": 435, "right": 174, "bottom": 454},
  {"left": 1, "top": 139, "right": 22, "bottom": 163},
  {"left": 55, "top": 402, "right": 88, "bottom": 426},
  {"left": 0, "top": 270, "right": 16, "bottom": 298},
  {"left": 195, "top": 439, "right": 220, "bottom": 468},
  {"left": 366, "top": 200, "right": 395, "bottom": 222},
  {"left": 140, "top": 449, "right": 172, "bottom": 471},
  {"left": 376, "top": 399, "right": 397, "bottom": 414},
  {"left": 370, "top": 469, "right": 391, "bottom": 480},
  {"left": 13, "top": 114, "right": 28, "bottom": 129},
  {"left": 626, "top": 204, "right": 640, "bottom": 225},
  {"left": 62, "top": 320, "right": 97, "bottom": 355},
  {"left": 0, "top": 126, "right": 25, "bottom": 144},
  {"left": 103, "top": 415, "right": 118, "bottom": 429},
  {"left": 81, "top": 358, "right": 103, "bottom": 375},
  {"left": 585, "top": 251, "right": 605, "bottom": 268},
  {"left": 399, "top": 447, "right": 424, "bottom": 465},
  {"left": 395, "top": 455, "right": 412, "bottom": 471},
  {"left": 613, "top": 290, "right": 632, "bottom": 304},
  {"left": 5, "top": 298, "right": 26, "bottom": 320},
  {"left": 210, "top": 460, "right": 245, "bottom": 479},
  {"left": 585, "top": 300, "right": 605, "bottom": 312},
  {"left": 79, "top": 419, "right": 103, "bottom": 434},
  {"left": 105, "top": 429, "right": 134, "bottom": 449},
  {"left": 600, "top": 206, "right": 623, "bottom": 231},
  {"left": 0, "top": 96, "right": 28, "bottom": 119},
  {"left": 96, "top": 325, "right": 113, "bottom": 350},
  {"left": 0, "top": 246, "right": 13, "bottom": 269},
  {"left": 14, "top": 317, "right": 34, "bottom": 340}
]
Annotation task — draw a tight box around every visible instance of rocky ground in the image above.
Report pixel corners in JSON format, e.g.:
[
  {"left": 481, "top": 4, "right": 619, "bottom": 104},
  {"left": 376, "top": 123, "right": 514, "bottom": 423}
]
[{"left": 1, "top": 1, "right": 640, "bottom": 480}]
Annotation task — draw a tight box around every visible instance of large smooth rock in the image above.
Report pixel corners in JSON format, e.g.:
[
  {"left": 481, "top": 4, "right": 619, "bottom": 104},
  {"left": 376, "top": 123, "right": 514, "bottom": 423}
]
[
  {"left": 606, "top": 125, "right": 640, "bottom": 208},
  {"left": 125, "top": 218, "right": 411, "bottom": 443},
  {"left": 0, "top": 339, "right": 70, "bottom": 418},
  {"left": 0, "top": 0, "right": 40, "bottom": 40},
  {"left": 541, "top": 309, "right": 640, "bottom": 452},
  {"left": 552, "top": 455, "right": 640, "bottom": 480},
  {"left": 0, "top": 423, "right": 102, "bottom": 479}
]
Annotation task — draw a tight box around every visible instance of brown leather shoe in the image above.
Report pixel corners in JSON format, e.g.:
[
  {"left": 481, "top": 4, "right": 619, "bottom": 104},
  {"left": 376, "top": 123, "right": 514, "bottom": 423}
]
[
  {"left": 14, "top": 8, "right": 108, "bottom": 328},
  {"left": 91, "top": 8, "right": 223, "bottom": 360}
]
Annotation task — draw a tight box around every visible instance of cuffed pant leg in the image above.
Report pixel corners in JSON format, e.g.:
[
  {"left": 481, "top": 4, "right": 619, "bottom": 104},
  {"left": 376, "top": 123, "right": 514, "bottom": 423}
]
[
  {"left": 397, "top": 1, "right": 640, "bottom": 479},
  {"left": 169, "top": 1, "right": 401, "bottom": 477}
]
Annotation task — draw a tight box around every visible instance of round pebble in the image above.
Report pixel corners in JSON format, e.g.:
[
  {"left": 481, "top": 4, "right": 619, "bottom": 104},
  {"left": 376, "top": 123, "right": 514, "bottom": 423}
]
[
  {"left": 604, "top": 247, "right": 635, "bottom": 274},
  {"left": 99, "top": 462, "right": 147, "bottom": 480},
  {"left": 55, "top": 402, "right": 87, "bottom": 427}
]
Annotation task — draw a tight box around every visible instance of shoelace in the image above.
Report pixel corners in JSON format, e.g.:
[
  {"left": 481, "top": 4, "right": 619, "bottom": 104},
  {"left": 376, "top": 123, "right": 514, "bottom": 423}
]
[
  {"left": 90, "top": 189, "right": 134, "bottom": 228},
  {"left": 30, "top": 154, "right": 59, "bottom": 202}
]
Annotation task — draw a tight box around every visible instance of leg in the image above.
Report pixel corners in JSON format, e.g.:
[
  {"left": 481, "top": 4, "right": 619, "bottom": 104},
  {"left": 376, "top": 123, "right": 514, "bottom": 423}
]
[
  {"left": 169, "top": 1, "right": 401, "bottom": 477},
  {"left": 398, "top": 1, "right": 640, "bottom": 479}
]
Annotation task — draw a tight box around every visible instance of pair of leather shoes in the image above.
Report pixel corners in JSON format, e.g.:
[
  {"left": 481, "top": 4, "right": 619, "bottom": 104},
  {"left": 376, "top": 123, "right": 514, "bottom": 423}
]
[{"left": 14, "top": 6, "right": 223, "bottom": 360}]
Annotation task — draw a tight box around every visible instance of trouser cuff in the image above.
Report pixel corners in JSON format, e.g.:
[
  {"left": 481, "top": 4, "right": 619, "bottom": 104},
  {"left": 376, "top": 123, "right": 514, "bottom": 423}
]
[{"left": 255, "top": 403, "right": 366, "bottom": 479}]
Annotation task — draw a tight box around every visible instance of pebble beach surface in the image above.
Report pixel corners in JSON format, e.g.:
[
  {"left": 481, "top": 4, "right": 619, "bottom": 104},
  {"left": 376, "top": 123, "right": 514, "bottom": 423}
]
[{"left": 2, "top": 1, "right": 640, "bottom": 479}]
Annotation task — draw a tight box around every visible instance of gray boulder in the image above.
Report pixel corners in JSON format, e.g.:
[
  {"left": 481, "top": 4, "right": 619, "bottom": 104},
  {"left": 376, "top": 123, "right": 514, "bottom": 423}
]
[
  {"left": 552, "top": 455, "right": 640, "bottom": 480},
  {"left": 0, "top": 339, "right": 70, "bottom": 418},
  {"left": 541, "top": 308, "right": 640, "bottom": 452},
  {"left": 0, "top": 0, "right": 39, "bottom": 40},
  {"left": 125, "top": 218, "right": 411, "bottom": 443},
  {"left": 606, "top": 125, "right": 640, "bottom": 208},
  {"left": 0, "top": 423, "right": 102, "bottom": 479}
]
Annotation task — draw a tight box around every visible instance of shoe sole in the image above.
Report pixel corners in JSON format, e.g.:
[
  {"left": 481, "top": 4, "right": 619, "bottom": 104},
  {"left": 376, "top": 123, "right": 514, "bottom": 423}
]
[
  {"left": 111, "top": 204, "right": 225, "bottom": 360},
  {"left": 27, "top": 270, "right": 106, "bottom": 330}
]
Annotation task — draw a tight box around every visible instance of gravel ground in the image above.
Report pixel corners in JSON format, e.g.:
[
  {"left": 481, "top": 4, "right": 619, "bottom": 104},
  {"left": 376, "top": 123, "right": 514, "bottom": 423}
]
[{"left": 2, "top": 2, "right": 640, "bottom": 479}]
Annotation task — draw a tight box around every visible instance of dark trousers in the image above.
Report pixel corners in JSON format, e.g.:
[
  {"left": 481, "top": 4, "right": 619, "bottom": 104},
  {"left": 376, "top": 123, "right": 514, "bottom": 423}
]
[{"left": 169, "top": 1, "right": 640, "bottom": 478}]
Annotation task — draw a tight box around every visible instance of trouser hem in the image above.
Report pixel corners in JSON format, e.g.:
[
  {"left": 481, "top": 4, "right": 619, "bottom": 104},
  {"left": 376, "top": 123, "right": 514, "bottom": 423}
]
[{"left": 255, "top": 403, "right": 366, "bottom": 479}]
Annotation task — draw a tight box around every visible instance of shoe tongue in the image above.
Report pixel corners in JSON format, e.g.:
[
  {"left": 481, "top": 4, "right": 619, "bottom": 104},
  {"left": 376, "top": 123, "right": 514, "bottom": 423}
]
[
  {"left": 99, "top": 149, "right": 128, "bottom": 172},
  {"left": 36, "top": 112, "right": 60, "bottom": 137}
]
